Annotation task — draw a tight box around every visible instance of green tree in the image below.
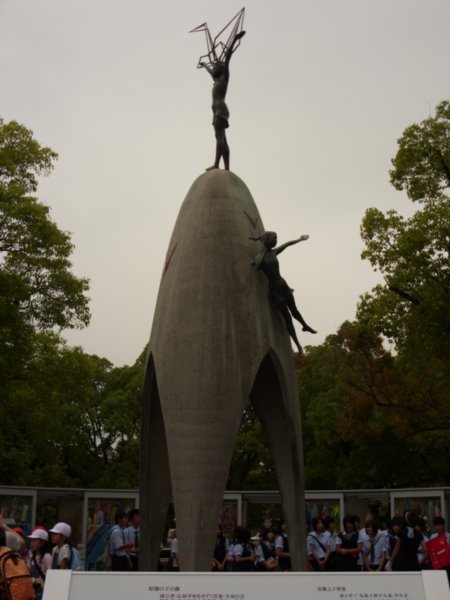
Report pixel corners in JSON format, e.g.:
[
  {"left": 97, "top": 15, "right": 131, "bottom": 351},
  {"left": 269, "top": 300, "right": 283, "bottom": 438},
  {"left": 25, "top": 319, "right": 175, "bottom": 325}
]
[
  {"left": 358, "top": 200, "right": 449, "bottom": 351},
  {"left": 389, "top": 100, "right": 450, "bottom": 203},
  {"left": 0, "top": 334, "right": 146, "bottom": 488},
  {"left": 354, "top": 101, "right": 450, "bottom": 484},
  {"left": 0, "top": 118, "right": 90, "bottom": 390},
  {"left": 299, "top": 323, "right": 410, "bottom": 489},
  {"left": 0, "top": 118, "right": 57, "bottom": 194},
  {"left": 0, "top": 118, "right": 91, "bottom": 485},
  {"left": 298, "top": 102, "right": 450, "bottom": 490}
]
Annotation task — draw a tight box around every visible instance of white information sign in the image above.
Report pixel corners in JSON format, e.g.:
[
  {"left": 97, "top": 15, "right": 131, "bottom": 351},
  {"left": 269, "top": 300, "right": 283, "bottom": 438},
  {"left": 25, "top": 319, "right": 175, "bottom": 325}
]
[{"left": 43, "top": 570, "right": 450, "bottom": 600}]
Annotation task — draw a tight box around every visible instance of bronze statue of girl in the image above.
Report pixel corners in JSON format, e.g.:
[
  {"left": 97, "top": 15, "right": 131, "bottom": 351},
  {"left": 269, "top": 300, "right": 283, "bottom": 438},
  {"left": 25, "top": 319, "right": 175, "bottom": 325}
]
[
  {"left": 199, "top": 29, "right": 245, "bottom": 170},
  {"left": 250, "top": 231, "right": 317, "bottom": 355}
]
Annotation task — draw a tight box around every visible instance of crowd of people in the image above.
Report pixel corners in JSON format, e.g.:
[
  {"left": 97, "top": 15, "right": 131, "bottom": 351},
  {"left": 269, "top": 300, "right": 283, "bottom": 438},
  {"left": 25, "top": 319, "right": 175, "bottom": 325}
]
[
  {"left": 0, "top": 516, "right": 80, "bottom": 599},
  {"left": 2, "top": 508, "right": 449, "bottom": 598},
  {"left": 0, "top": 510, "right": 139, "bottom": 598},
  {"left": 170, "top": 514, "right": 450, "bottom": 582}
]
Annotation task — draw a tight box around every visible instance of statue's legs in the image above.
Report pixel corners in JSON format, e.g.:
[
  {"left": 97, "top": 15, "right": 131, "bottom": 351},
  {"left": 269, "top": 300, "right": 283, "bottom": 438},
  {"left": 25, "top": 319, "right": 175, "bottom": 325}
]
[
  {"left": 250, "top": 352, "right": 307, "bottom": 571},
  {"left": 278, "top": 304, "right": 304, "bottom": 354},
  {"left": 139, "top": 356, "right": 173, "bottom": 571},
  {"left": 285, "top": 294, "right": 317, "bottom": 334}
]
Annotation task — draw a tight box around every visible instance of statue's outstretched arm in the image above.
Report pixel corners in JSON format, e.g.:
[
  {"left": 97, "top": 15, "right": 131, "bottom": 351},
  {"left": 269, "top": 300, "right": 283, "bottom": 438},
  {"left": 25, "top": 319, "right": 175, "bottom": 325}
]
[
  {"left": 224, "top": 30, "right": 246, "bottom": 65},
  {"left": 275, "top": 235, "right": 309, "bottom": 255}
]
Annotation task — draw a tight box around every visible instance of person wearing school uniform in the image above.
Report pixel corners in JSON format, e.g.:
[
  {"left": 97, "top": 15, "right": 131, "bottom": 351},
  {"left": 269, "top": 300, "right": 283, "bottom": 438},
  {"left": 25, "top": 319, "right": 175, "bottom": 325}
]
[
  {"left": 27, "top": 528, "right": 52, "bottom": 600},
  {"left": 335, "top": 516, "right": 361, "bottom": 572},
  {"left": 389, "top": 514, "right": 427, "bottom": 572},
  {"left": 232, "top": 526, "right": 255, "bottom": 572},
  {"left": 256, "top": 528, "right": 278, "bottom": 571},
  {"left": 323, "top": 516, "right": 338, "bottom": 571},
  {"left": 307, "top": 518, "right": 330, "bottom": 571},
  {"left": 359, "top": 521, "right": 387, "bottom": 572},
  {"left": 109, "top": 511, "right": 132, "bottom": 572},
  {"left": 212, "top": 525, "right": 228, "bottom": 571},
  {"left": 275, "top": 520, "right": 292, "bottom": 571},
  {"left": 49, "top": 522, "right": 73, "bottom": 570},
  {"left": 226, "top": 533, "right": 236, "bottom": 571}
]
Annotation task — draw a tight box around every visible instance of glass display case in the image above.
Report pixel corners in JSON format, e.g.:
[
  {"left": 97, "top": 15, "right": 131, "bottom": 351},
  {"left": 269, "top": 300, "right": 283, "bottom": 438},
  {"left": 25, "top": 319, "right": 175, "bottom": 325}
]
[
  {"left": 391, "top": 490, "right": 445, "bottom": 534},
  {"left": 0, "top": 489, "right": 36, "bottom": 536},
  {"left": 84, "top": 493, "right": 138, "bottom": 572},
  {"left": 305, "top": 493, "right": 343, "bottom": 530}
]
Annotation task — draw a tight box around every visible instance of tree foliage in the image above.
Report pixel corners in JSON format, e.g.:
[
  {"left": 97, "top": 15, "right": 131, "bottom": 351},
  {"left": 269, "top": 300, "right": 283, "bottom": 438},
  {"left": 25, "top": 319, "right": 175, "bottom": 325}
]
[
  {"left": 299, "top": 319, "right": 450, "bottom": 488},
  {"left": 0, "top": 118, "right": 57, "bottom": 194},
  {"left": 227, "top": 403, "right": 277, "bottom": 490},
  {"left": 0, "top": 118, "right": 93, "bottom": 485},
  {"left": 298, "top": 101, "right": 450, "bottom": 490},
  {"left": 0, "top": 118, "right": 90, "bottom": 403},
  {"left": 389, "top": 100, "right": 450, "bottom": 203},
  {"left": 358, "top": 200, "right": 449, "bottom": 350},
  {"left": 0, "top": 334, "right": 146, "bottom": 487},
  {"left": 0, "top": 119, "right": 90, "bottom": 338}
]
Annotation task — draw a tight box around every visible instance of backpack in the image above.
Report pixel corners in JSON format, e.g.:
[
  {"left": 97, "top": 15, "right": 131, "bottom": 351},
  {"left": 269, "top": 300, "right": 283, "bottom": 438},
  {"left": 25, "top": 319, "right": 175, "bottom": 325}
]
[
  {"left": 51, "top": 545, "right": 83, "bottom": 571},
  {"left": 0, "top": 547, "right": 34, "bottom": 600},
  {"left": 68, "top": 547, "right": 83, "bottom": 571}
]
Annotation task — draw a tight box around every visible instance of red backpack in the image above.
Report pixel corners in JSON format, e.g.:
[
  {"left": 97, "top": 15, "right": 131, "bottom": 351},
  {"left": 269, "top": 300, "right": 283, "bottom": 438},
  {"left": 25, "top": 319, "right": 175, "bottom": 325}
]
[{"left": 0, "top": 547, "right": 34, "bottom": 600}]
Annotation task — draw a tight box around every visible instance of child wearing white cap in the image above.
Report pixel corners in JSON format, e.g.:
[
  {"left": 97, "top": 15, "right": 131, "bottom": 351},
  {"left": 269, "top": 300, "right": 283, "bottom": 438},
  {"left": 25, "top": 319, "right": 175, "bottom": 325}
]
[
  {"left": 27, "top": 528, "right": 52, "bottom": 600},
  {"left": 49, "top": 522, "right": 72, "bottom": 570}
]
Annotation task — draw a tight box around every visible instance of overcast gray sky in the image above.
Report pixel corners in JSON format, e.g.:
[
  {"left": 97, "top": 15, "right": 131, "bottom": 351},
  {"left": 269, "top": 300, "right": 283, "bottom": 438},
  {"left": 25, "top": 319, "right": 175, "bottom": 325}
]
[{"left": 1, "top": 0, "right": 449, "bottom": 366}]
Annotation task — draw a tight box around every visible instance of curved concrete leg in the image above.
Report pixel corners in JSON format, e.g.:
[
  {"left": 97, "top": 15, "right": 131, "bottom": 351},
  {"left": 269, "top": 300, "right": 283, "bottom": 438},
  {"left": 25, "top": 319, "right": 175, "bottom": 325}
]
[
  {"left": 250, "top": 352, "right": 307, "bottom": 570},
  {"left": 139, "top": 356, "right": 173, "bottom": 571}
]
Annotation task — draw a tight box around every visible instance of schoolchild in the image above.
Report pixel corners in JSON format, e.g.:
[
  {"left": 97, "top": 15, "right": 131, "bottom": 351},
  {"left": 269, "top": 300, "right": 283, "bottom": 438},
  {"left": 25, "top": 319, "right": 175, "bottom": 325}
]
[
  {"left": 109, "top": 511, "right": 132, "bottom": 571},
  {"left": 49, "top": 522, "right": 72, "bottom": 570},
  {"left": 389, "top": 514, "right": 427, "bottom": 572},
  {"left": 359, "top": 521, "right": 387, "bottom": 571},
  {"left": 307, "top": 518, "right": 330, "bottom": 571},
  {"left": 257, "top": 528, "right": 278, "bottom": 571},
  {"left": 232, "top": 526, "right": 254, "bottom": 572},
  {"left": 212, "top": 525, "right": 228, "bottom": 571},
  {"left": 226, "top": 534, "right": 236, "bottom": 571},
  {"left": 26, "top": 528, "right": 52, "bottom": 600},
  {"left": 335, "top": 516, "right": 361, "bottom": 571},
  {"left": 323, "top": 516, "right": 338, "bottom": 571},
  {"left": 275, "top": 520, "right": 291, "bottom": 571}
]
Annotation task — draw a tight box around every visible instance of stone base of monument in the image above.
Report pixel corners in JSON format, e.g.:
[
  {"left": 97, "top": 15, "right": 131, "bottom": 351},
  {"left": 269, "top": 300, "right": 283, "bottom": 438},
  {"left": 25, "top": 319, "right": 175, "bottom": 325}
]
[{"left": 43, "top": 570, "right": 449, "bottom": 600}]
